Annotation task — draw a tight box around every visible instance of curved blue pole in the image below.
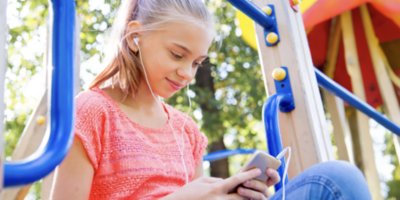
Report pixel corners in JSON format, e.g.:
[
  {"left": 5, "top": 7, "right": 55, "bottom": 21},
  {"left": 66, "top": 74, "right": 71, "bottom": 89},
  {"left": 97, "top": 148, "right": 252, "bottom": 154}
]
[
  {"left": 4, "top": 0, "right": 75, "bottom": 187},
  {"left": 262, "top": 93, "right": 292, "bottom": 190},
  {"left": 203, "top": 148, "right": 256, "bottom": 162},
  {"left": 226, "top": 0, "right": 274, "bottom": 29},
  {"left": 315, "top": 69, "right": 400, "bottom": 135}
]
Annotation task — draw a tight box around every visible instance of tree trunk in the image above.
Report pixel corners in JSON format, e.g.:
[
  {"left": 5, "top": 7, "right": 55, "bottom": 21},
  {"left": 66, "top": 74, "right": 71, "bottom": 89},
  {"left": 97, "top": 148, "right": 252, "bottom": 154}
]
[
  {"left": 209, "top": 138, "right": 230, "bottom": 178},
  {"left": 195, "top": 60, "right": 229, "bottom": 178}
]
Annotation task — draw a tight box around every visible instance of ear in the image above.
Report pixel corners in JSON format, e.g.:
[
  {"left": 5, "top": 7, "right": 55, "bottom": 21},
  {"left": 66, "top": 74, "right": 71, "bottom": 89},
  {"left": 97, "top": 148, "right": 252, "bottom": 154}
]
[{"left": 126, "top": 20, "right": 142, "bottom": 52}]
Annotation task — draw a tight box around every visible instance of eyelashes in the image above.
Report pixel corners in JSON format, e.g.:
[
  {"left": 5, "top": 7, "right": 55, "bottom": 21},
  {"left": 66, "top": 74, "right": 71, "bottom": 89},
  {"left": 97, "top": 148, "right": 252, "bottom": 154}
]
[
  {"left": 170, "top": 51, "right": 204, "bottom": 68},
  {"left": 171, "top": 51, "right": 183, "bottom": 60}
]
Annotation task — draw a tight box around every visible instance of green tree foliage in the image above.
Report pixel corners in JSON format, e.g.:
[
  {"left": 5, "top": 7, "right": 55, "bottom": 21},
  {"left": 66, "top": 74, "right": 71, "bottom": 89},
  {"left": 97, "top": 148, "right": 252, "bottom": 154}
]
[
  {"left": 5, "top": 0, "right": 48, "bottom": 158},
  {"left": 385, "top": 133, "right": 400, "bottom": 199}
]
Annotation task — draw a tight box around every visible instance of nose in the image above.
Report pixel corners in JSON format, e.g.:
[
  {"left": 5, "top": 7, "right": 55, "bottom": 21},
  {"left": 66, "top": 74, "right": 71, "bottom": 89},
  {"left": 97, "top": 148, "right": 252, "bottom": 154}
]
[{"left": 176, "top": 64, "right": 195, "bottom": 80}]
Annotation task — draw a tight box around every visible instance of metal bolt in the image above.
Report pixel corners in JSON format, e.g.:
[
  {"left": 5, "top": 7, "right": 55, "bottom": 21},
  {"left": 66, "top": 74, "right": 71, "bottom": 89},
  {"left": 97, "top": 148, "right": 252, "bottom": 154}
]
[
  {"left": 262, "top": 6, "right": 272, "bottom": 16},
  {"left": 266, "top": 32, "right": 279, "bottom": 45},
  {"left": 37, "top": 115, "right": 46, "bottom": 125},
  {"left": 272, "top": 68, "right": 287, "bottom": 81}
]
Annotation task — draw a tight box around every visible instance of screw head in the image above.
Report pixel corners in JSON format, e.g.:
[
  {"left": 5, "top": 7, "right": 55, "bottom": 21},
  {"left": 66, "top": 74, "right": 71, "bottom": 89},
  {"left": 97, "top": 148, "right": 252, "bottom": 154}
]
[
  {"left": 37, "top": 115, "right": 46, "bottom": 125},
  {"left": 266, "top": 32, "right": 279, "bottom": 45},
  {"left": 272, "top": 68, "right": 287, "bottom": 81},
  {"left": 262, "top": 6, "right": 272, "bottom": 16}
]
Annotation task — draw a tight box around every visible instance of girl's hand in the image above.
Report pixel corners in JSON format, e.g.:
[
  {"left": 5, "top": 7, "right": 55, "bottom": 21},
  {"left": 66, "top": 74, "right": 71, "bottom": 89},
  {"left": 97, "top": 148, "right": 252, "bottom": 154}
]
[
  {"left": 235, "top": 168, "right": 281, "bottom": 199},
  {"left": 162, "top": 168, "right": 263, "bottom": 200}
]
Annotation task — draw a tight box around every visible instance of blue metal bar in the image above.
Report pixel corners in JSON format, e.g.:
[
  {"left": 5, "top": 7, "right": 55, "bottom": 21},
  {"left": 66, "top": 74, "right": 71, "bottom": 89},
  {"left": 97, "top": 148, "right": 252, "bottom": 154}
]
[
  {"left": 4, "top": 0, "right": 76, "bottom": 187},
  {"left": 315, "top": 69, "right": 400, "bottom": 135},
  {"left": 226, "top": 0, "right": 274, "bottom": 29},
  {"left": 203, "top": 148, "right": 256, "bottom": 162},
  {"left": 262, "top": 94, "right": 292, "bottom": 190}
]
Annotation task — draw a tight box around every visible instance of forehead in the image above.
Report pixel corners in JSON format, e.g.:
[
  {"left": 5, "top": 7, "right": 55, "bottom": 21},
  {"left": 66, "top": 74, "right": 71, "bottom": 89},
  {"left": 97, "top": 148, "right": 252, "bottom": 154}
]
[{"left": 151, "top": 21, "right": 214, "bottom": 54}]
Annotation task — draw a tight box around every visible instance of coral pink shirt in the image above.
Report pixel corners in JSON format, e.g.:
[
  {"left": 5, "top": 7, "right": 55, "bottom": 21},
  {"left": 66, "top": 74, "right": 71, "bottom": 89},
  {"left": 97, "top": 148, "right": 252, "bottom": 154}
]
[{"left": 74, "top": 88, "right": 208, "bottom": 199}]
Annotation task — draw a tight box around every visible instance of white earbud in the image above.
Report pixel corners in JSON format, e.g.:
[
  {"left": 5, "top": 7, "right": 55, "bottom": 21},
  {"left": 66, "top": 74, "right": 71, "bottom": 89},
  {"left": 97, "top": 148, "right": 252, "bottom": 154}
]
[{"left": 134, "top": 37, "right": 139, "bottom": 46}]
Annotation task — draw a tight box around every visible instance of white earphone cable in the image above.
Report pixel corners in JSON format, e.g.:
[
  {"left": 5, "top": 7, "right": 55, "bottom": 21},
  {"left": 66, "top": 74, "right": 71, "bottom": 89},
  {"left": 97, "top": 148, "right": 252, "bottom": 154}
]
[
  {"left": 136, "top": 38, "right": 190, "bottom": 184},
  {"left": 276, "top": 147, "right": 291, "bottom": 200}
]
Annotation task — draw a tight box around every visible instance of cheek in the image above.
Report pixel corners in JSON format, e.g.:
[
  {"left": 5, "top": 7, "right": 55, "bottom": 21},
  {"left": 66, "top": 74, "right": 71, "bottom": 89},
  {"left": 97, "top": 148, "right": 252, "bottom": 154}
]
[{"left": 192, "top": 67, "right": 199, "bottom": 77}]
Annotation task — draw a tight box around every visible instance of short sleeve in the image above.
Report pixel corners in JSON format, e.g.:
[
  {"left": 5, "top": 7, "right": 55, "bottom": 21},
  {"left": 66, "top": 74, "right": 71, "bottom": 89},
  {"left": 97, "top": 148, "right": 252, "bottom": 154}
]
[
  {"left": 74, "top": 91, "right": 106, "bottom": 170},
  {"left": 186, "top": 117, "right": 208, "bottom": 167}
]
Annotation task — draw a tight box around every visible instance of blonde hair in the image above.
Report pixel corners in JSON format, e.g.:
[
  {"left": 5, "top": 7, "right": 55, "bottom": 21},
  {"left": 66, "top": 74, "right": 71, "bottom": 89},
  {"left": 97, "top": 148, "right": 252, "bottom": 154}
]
[{"left": 89, "top": 0, "right": 214, "bottom": 98}]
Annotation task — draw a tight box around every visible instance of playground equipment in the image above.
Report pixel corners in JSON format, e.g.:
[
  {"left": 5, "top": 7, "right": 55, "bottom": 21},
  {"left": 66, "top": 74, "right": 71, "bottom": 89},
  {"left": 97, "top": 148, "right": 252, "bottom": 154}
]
[
  {"left": 1, "top": 0, "right": 400, "bottom": 199},
  {"left": 0, "top": 0, "right": 76, "bottom": 190},
  {"left": 206, "top": 1, "right": 400, "bottom": 199}
]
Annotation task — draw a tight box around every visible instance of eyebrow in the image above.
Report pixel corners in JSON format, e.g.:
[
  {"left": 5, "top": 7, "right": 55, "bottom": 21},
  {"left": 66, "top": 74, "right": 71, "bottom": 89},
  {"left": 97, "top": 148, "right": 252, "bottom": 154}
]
[{"left": 173, "top": 42, "right": 208, "bottom": 60}]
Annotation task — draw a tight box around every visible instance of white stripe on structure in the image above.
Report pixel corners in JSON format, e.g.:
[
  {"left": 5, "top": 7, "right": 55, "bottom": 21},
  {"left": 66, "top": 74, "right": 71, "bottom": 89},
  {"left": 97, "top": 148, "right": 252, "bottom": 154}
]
[{"left": 0, "top": 0, "right": 8, "bottom": 184}]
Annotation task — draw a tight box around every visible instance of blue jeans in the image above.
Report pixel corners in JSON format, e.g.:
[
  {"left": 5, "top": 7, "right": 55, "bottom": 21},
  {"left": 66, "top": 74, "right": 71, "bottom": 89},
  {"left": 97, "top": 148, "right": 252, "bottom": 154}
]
[{"left": 270, "top": 161, "right": 371, "bottom": 200}]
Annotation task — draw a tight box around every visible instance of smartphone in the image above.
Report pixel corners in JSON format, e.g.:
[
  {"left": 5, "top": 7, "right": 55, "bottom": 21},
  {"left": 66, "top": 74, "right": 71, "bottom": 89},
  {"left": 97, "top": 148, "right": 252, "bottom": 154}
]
[{"left": 240, "top": 151, "right": 281, "bottom": 182}]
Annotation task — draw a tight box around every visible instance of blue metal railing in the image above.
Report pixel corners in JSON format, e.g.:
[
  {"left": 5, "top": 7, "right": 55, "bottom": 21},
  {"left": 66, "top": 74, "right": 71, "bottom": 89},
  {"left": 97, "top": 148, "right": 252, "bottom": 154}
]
[
  {"left": 262, "top": 94, "right": 291, "bottom": 190},
  {"left": 3, "top": 0, "right": 76, "bottom": 187},
  {"left": 316, "top": 69, "right": 400, "bottom": 135},
  {"left": 227, "top": 0, "right": 280, "bottom": 46},
  {"left": 226, "top": 0, "right": 274, "bottom": 29},
  {"left": 262, "top": 67, "right": 295, "bottom": 190}
]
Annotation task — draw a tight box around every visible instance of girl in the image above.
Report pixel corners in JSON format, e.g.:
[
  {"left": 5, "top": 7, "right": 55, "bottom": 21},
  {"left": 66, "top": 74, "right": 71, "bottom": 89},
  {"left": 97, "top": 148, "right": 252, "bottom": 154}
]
[
  {"left": 52, "top": 0, "right": 278, "bottom": 199},
  {"left": 52, "top": 0, "right": 371, "bottom": 199}
]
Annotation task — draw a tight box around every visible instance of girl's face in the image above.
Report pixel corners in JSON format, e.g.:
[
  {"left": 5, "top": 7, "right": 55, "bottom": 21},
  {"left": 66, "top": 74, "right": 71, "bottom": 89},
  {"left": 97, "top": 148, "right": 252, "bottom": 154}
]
[{"left": 137, "top": 21, "right": 214, "bottom": 98}]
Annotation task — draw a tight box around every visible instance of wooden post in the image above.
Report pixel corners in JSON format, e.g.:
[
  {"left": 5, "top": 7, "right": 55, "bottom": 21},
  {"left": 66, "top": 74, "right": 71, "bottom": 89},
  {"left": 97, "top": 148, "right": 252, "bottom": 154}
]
[
  {"left": 253, "top": 0, "right": 334, "bottom": 178},
  {"left": 0, "top": 93, "right": 48, "bottom": 200},
  {"left": 360, "top": 5, "right": 400, "bottom": 166},
  {"left": 340, "top": 11, "right": 382, "bottom": 200},
  {"left": 323, "top": 18, "right": 354, "bottom": 162},
  {"left": 0, "top": 0, "right": 8, "bottom": 192}
]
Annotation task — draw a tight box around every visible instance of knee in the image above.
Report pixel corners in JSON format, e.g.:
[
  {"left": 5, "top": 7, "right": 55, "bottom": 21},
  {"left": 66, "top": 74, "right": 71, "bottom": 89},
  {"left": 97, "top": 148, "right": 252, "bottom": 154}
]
[
  {"left": 303, "top": 160, "right": 371, "bottom": 199},
  {"left": 307, "top": 161, "right": 364, "bottom": 183}
]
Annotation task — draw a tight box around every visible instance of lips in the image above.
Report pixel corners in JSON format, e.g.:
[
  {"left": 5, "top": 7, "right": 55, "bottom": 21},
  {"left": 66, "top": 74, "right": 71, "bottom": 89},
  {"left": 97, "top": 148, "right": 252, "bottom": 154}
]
[{"left": 166, "top": 78, "right": 184, "bottom": 91}]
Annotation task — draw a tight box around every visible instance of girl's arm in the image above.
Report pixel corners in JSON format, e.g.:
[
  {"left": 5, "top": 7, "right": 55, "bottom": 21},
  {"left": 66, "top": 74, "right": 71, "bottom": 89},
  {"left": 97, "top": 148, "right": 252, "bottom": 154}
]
[{"left": 51, "top": 138, "right": 94, "bottom": 200}]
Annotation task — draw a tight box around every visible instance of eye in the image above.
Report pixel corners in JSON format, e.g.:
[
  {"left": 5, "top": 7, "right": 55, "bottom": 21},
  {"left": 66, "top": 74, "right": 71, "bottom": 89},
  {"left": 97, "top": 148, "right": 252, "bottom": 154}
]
[{"left": 171, "top": 51, "right": 183, "bottom": 60}]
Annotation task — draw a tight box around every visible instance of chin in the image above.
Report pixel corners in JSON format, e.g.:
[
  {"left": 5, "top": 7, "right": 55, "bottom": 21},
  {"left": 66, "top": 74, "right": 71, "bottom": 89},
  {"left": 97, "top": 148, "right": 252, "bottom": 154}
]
[{"left": 158, "top": 91, "right": 176, "bottom": 99}]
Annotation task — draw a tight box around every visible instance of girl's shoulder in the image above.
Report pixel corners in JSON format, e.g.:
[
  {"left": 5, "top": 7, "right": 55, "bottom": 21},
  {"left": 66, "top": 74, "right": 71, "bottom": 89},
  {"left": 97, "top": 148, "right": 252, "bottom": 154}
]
[{"left": 75, "top": 88, "right": 114, "bottom": 113}]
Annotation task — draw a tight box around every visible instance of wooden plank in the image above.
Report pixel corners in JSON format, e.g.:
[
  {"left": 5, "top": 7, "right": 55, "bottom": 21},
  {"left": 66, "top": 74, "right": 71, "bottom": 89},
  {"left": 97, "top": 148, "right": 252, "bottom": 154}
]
[
  {"left": 324, "top": 18, "right": 341, "bottom": 78},
  {"left": 360, "top": 5, "right": 400, "bottom": 167},
  {"left": 253, "top": 0, "right": 333, "bottom": 178},
  {"left": 340, "top": 11, "right": 382, "bottom": 200},
  {"left": 1, "top": 93, "right": 48, "bottom": 200},
  {"left": 292, "top": 1, "right": 334, "bottom": 162},
  {"left": 322, "top": 18, "right": 354, "bottom": 162},
  {"left": 325, "top": 93, "right": 354, "bottom": 161}
]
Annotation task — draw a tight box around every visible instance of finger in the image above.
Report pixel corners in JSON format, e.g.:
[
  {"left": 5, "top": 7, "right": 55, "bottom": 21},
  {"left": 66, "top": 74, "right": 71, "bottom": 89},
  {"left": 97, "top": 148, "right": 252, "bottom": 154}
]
[
  {"left": 220, "top": 168, "right": 262, "bottom": 192},
  {"left": 226, "top": 193, "right": 247, "bottom": 200},
  {"left": 237, "top": 186, "right": 267, "bottom": 200},
  {"left": 202, "top": 176, "right": 224, "bottom": 183},
  {"left": 266, "top": 168, "right": 280, "bottom": 187},
  {"left": 242, "top": 180, "right": 268, "bottom": 196}
]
